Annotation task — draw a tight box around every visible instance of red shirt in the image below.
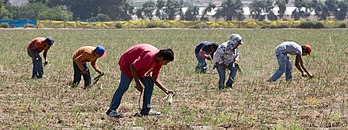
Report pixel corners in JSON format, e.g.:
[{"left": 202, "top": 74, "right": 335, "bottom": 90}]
[
  {"left": 118, "top": 44, "right": 162, "bottom": 79},
  {"left": 27, "top": 37, "right": 49, "bottom": 53}
]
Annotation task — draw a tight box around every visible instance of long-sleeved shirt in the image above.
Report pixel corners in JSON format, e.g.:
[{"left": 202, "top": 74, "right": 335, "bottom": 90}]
[
  {"left": 212, "top": 41, "right": 239, "bottom": 65},
  {"left": 72, "top": 46, "right": 101, "bottom": 72},
  {"left": 195, "top": 41, "right": 214, "bottom": 59},
  {"left": 27, "top": 37, "right": 50, "bottom": 53},
  {"left": 118, "top": 44, "right": 162, "bottom": 80}
]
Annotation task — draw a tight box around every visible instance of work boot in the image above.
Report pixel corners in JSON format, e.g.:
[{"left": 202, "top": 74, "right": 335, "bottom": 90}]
[
  {"left": 106, "top": 109, "right": 121, "bottom": 118},
  {"left": 225, "top": 85, "right": 233, "bottom": 89},
  {"left": 83, "top": 85, "right": 91, "bottom": 90},
  {"left": 266, "top": 79, "right": 275, "bottom": 83},
  {"left": 140, "top": 109, "right": 161, "bottom": 116},
  {"left": 70, "top": 83, "right": 78, "bottom": 88}
]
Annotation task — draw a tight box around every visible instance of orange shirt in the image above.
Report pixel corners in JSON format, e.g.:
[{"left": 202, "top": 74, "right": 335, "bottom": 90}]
[
  {"left": 27, "top": 37, "right": 49, "bottom": 53},
  {"left": 72, "top": 46, "right": 101, "bottom": 72}
]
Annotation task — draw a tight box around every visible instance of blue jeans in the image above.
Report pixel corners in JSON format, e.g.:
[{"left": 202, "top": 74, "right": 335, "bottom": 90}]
[
  {"left": 216, "top": 62, "right": 237, "bottom": 90},
  {"left": 109, "top": 72, "right": 154, "bottom": 115},
  {"left": 72, "top": 61, "right": 91, "bottom": 87},
  {"left": 195, "top": 53, "right": 207, "bottom": 73},
  {"left": 27, "top": 50, "right": 43, "bottom": 78},
  {"left": 269, "top": 53, "right": 292, "bottom": 81}
]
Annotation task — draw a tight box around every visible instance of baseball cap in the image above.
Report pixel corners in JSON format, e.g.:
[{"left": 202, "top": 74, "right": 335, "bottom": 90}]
[
  {"left": 45, "top": 37, "right": 54, "bottom": 46},
  {"left": 304, "top": 45, "right": 312, "bottom": 55},
  {"left": 95, "top": 46, "right": 106, "bottom": 57},
  {"left": 229, "top": 34, "right": 243, "bottom": 45}
]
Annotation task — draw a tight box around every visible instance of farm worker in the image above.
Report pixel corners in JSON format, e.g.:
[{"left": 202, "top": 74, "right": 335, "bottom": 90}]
[
  {"left": 194, "top": 41, "right": 219, "bottom": 73},
  {"left": 106, "top": 44, "right": 175, "bottom": 118},
  {"left": 71, "top": 46, "right": 106, "bottom": 89},
  {"left": 27, "top": 37, "right": 54, "bottom": 79},
  {"left": 212, "top": 34, "right": 244, "bottom": 90},
  {"left": 268, "top": 41, "right": 313, "bottom": 82}
]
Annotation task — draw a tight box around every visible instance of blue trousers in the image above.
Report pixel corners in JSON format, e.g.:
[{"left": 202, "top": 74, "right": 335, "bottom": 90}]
[
  {"left": 109, "top": 72, "right": 154, "bottom": 115},
  {"left": 269, "top": 53, "right": 292, "bottom": 81},
  {"left": 72, "top": 61, "right": 91, "bottom": 87},
  {"left": 216, "top": 62, "right": 237, "bottom": 90},
  {"left": 195, "top": 53, "right": 207, "bottom": 73},
  {"left": 27, "top": 50, "right": 43, "bottom": 78}
]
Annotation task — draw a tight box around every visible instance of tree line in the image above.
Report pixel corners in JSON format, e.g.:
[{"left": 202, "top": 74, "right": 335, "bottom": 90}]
[{"left": 0, "top": 0, "right": 348, "bottom": 21}]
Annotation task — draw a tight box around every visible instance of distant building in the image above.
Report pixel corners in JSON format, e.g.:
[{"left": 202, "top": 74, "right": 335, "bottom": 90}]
[{"left": 10, "top": 0, "right": 28, "bottom": 6}]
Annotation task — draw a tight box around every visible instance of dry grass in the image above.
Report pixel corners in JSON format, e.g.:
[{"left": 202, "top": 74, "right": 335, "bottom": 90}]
[{"left": 0, "top": 28, "right": 347, "bottom": 129}]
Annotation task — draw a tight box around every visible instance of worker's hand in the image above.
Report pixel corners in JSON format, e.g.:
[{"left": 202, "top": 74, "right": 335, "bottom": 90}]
[
  {"left": 206, "top": 57, "right": 211, "bottom": 60},
  {"left": 235, "top": 63, "right": 240, "bottom": 70},
  {"left": 221, "top": 64, "right": 228, "bottom": 70},
  {"left": 135, "top": 84, "right": 143, "bottom": 92},
  {"left": 308, "top": 72, "right": 313, "bottom": 78},
  {"left": 82, "top": 69, "right": 88, "bottom": 74},
  {"left": 302, "top": 72, "right": 308, "bottom": 77},
  {"left": 44, "top": 61, "right": 48, "bottom": 66},
  {"left": 96, "top": 70, "right": 104, "bottom": 75},
  {"left": 166, "top": 90, "right": 176, "bottom": 96}
]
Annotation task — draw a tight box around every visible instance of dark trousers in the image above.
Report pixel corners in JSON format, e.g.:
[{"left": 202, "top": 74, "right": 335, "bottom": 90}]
[
  {"left": 72, "top": 61, "right": 91, "bottom": 87},
  {"left": 27, "top": 50, "right": 43, "bottom": 78}
]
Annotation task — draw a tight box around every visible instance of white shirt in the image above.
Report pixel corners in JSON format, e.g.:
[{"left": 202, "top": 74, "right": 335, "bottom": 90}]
[
  {"left": 276, "top": 41, "right": 302, "bottom": 55},
  {"left": 212, "top": 41, "right": 239, "bottom": 65}
]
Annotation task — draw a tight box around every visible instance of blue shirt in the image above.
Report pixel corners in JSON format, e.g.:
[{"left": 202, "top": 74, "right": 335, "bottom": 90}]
[{"left": 195, "top": 41, "right": 214, "bottom": 54}]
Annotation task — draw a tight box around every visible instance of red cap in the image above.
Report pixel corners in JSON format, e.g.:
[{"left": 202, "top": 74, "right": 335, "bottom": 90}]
[{"left": 304, "top": 45, "right": 312, "bottom": 55}]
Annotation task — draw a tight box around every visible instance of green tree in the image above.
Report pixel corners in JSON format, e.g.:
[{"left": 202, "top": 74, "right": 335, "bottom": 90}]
[
  {"left": 267, "top": 11, "right": 278, "bottom": 20},
  {"left": 249, "top": 0, "right": 263, "bottom": 20},
  {"left": 183, "top": 6, "right": 199, "bottom": 21},
  {"left": 275, "top": 0, "right": 287, "bottom": 20},
  {"left": 200, "top": 2, "right": 216, "bottom": 21},
  {"left": 136, "top": 8, "right": 145, "bottom": 20},
  {"left": 215, "top": 0, "right": 244, "bottom": 21},
  {"left": 142, "top": 1, "right": 156, "bottom": 20},
  {"left": 66, "top": 0, "right": 134, "bottom": 21},
  {"left": 0, "top": 0, "right": 12, "bottom": 19},
  {"left": 155, "top": 0, "right": 166, "bottom": 20},
  {"left": 47, "top": 0, "right": 68, "bottom": 8},
  {"left": 116, "top": 2, "right": 134, "bottom": 20},
  {"left": 38, "top": 6, "right": 72, "bottom": 20},
  {"left": 213, "top": 8, "right": 223, "bottom": 20},
  {"left": 250, "top": 0, "right": 273, "bottom": 21},
  {"left": 1, "top": 0, "right": 14, "bottom": 19},
  {"left": 291, "top": 0, "right": 312, "bottom": 20},
  {"left": 13, "top": 3, "right": 49, "bottom": 19},
  {"left": 28, "top": 0, "right": 47, "bottom": 4},
  {"left": 310, "top": 0, "right": 326, "bottom": 20},
  {"left": 66, "top": 0, "right": 97, "bottom": 20},
  {"left": 335, "top": 0, "right": 348, "bottom": 20},
  {"left": 324, "top": 0, "right": 338, "bottom": 20},
  {"left": 91, "top": 13, "right": 112, "bottom": 21},
  {"left": 163, "top": 0, "right": 183, "bottom": 20}
]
